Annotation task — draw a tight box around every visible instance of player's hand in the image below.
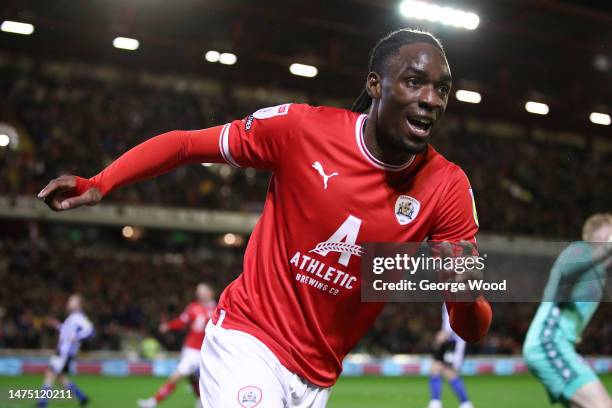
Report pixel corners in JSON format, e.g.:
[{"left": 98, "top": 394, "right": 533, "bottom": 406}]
[
  {"left": 45, "top": 317, "right": 61, "bottom": 328},
  {"left": 158, "top": 323, "right": 169, "bottom": 334},
  {"left": 439, "top": 240, "right": 483, "bottom": 281},
  {"left": 38, "top": 175, "right": 101, "bottom": 211},
  {"left": 439, "top": 240, "right": 484, "bottom": 301}
]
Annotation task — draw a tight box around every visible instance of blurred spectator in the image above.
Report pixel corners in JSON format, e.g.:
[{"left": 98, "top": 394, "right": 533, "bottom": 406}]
[{"left": 140, "top": 334, "right": 162, "bottom": 360}]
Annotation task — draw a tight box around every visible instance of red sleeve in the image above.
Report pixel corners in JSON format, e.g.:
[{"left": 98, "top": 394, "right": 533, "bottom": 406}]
[
  {"left": 167, "top": 307, "right": 192, "bottom": 331},
  {"left": 75, "top": 126, "right": 225, "bottom": 196},
  {"left": 428, "top": 165, "right": 479, "bottom": 246},
  {"left": 73, "top": 103, "right": 308, "bottom": 197},
  {"left": 445, "top": 296, "right": 492, "bottom": 343},
  {"left": 222, "top": 103, "right": 309, "bottom": 170}
]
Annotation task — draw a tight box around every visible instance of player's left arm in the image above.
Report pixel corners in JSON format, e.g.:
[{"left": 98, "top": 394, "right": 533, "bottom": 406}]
[
  {"left": 75, "top": 317, "right": 94, "bottom": 341},
  {"left": 428, "top": 166, "right": 492, "bottom": 343}
]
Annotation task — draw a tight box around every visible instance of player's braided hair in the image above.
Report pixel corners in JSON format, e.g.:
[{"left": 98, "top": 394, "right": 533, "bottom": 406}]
[{"left": 351, "top": 29, "right": 446, "bottom": 113}]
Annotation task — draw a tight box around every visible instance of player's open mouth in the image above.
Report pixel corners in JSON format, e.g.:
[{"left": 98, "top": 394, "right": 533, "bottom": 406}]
[{"left": 406, "top": 116, "right": 433, "bottom": 138}]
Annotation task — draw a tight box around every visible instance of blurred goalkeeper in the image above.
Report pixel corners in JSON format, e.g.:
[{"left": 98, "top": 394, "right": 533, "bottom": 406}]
[
  {"left": 38, "top": 29, "right": 492, "bottom": 407},
  {"left": 523, "top": 213, "right": 612, "bottom": 408},
  {"left": 38, "top": 294, "right": 93, "bottom": 407}
]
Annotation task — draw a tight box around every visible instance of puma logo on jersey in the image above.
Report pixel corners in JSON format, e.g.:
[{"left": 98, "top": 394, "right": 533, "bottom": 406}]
[{"left": 312, "top": 161, "right": 338, "bottom": 190}]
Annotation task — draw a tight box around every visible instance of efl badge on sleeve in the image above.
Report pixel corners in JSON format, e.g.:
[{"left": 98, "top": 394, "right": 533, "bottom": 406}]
[
  {"left": 252, "top": 104, "right": 291, "bottom": 120},
  {"left": 469, "top": 188, "right": 479, "bottom": 227}
]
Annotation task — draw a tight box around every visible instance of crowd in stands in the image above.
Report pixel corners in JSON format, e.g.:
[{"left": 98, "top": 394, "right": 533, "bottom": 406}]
[
  {"left": 1, "top": 60, "right": 611, "bottom": 357},
  {"left": 0, "top": 226, "right": 243, "bottom": 353},
  {"left": 1, "top": 228, "right": 611, "bottom": 356},
  {"left": 1, "top": 62, "right": 611, "bottom": 239}
]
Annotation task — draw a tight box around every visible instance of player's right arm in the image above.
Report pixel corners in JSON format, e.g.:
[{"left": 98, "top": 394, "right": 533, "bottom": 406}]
[
  {"left": 46, "top": 317, "right": 62, "bottom": 330},
  {"left": 428, "top": 166, "right": 492, "bottom": 343},
  {"left": 162, "top": 307, "right": 192, "bottom": 333},
  {"left": 38, "top": 104, "right": 307, "bottom": 211}
]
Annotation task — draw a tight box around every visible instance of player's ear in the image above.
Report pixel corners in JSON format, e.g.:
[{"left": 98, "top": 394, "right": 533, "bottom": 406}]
[{"left": 366, "top": 72, "right": 381, "bottom": 100}]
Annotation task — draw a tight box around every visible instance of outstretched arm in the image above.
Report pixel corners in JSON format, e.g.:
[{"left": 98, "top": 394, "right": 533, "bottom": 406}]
[
  {"left": 160, "top": 306, "right": 193, "bottom": 333},
  {"left": 428, "top": 167, "right": 492, "bottom": 343},
  {"left": 38, "top": 126, "right": 224, "bottom": 211},
  {"left": 38, "top": 104, "right": 308, "bottom": 211}
]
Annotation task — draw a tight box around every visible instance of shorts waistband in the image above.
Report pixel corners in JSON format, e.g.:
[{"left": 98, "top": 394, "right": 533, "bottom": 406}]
[{"left": 216, "top": 309, "right": 226, "bottom": 327}]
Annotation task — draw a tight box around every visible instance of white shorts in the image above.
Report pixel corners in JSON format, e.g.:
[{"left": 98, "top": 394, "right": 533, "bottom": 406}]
[
  {"left": 177, "top": 346, "right": 201, "bottom": 376},
  {"left": 200, "top": 311, "right": 330, "bottom": 408},
  {"left": 49, "top": 354, "right": 73, "bottom": 375}
]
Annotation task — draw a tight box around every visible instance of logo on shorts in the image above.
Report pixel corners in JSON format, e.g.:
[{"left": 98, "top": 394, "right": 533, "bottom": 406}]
[
  {"left": 394, "top": 195, "right": 420, "bottom": 225},
  {"left": 237, "top": 386, "right": 262, "bottom": 408}
]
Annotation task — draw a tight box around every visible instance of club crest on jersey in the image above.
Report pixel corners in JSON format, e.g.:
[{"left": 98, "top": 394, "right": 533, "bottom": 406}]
[
  {"left": 252, "top": 104, "right": 290, "bottom": 120},
  {"left": 394, "top": 195, "right": 420, "bottom": 225},
  {"left": 237, "top": 386, "right": 262, "bottom": 408}
]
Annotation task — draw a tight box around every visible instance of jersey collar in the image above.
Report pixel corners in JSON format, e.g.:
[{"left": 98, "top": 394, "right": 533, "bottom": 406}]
[{"left": 354, "top": 114, "right": 415, "bottom": 171}]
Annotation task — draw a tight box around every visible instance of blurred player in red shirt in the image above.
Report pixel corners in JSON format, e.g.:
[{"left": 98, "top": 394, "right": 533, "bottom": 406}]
[
  {"left": 39, "top": 29, "right": 492, "bottom": 407},
  {"left": 138, "top": 283, "right": 216, "bottom": 408}
]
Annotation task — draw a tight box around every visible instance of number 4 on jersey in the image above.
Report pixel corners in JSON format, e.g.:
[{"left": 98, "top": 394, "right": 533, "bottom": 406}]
[{"left": 310, "top": 215, "right": 362, "bottom": 267}]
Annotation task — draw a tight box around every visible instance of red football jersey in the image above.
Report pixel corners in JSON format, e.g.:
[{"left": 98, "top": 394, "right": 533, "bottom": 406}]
[
  {"left": 212, "top": 104, "right": 479, "bottom": 386},
  {"left": 167, "top": 301, "right": 216, "bottom": 350},
  {"left": 78, "top": 102, "right": 483, "bottom": 387}
]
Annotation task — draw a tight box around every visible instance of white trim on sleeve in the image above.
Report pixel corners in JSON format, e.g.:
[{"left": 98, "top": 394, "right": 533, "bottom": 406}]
[{"left": 219, "top": 123, "right": 240, "bottom": 167}]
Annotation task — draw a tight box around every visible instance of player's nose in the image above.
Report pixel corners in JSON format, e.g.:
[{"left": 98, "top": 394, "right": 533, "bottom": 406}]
[{"left": 418, "top": 85, "right": 443, "bottom": 112}]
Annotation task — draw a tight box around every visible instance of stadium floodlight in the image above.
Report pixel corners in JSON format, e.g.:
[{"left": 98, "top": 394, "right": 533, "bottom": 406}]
[
  {"left": 289, "top": 63, "right": 318, "bottom": 78},
  {"left": 224, "top": 233, "right": 237, "bottom": 245},
  {"left": 455, "top": 90, "right": 481, "bottom": 104},
  {"left": 0, "top": 123, "right": 18, "bottom": 148},
  {"left": 1, "top": 20, "right": 34, "bottom": 35},
  {"left": 113, "top": 37, "right": 139, "bottom": 51},
  {"left": 205, "top": 50, "right": 220, "bottom": 63},
  {"left": 219, "top": 52, "right": 237, "bottom": 65},
  {"left": 122, "top": 226, "right": 135, "bottom": 238},
  {"left": 398, "top": 1, "right": 479, "bottom": 30},
  {"left": 589, "top": 112, "right": 611, "bottom": 126},
  {"left": 525, "top": 101, "right": 549, "bottom": 115}
]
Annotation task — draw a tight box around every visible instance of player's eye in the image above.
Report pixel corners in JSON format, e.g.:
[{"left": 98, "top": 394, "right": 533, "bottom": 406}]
[
  {"left": 437, "top": 85, "right": 450, "bottom": 96},
  {"left": 406, "top": 78, "right": 421, "bottom": 87}
]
